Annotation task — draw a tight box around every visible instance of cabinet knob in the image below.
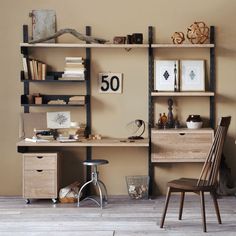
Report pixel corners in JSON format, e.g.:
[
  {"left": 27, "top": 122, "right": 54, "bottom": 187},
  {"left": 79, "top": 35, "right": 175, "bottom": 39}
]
[
  {"left": 179, "top": 133, "right": 186, "bottom": 136},
  {"left": 37, "top": 156, "right": 43, "bottom": 159},
  {"left": 36, "top": 170, "right": 43, "bottom": 172}
]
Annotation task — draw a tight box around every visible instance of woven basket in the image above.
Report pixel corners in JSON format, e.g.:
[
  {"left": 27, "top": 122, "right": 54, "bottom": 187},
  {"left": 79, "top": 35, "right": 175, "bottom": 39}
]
[{"left": 59, "top": 197, "right": 77, "bottom": 203}]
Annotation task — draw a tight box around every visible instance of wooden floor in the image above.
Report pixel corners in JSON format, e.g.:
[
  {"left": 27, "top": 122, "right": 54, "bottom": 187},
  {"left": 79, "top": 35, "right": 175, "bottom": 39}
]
[{"left": 0, "top": 195, "right": 235, "bottom": 235}]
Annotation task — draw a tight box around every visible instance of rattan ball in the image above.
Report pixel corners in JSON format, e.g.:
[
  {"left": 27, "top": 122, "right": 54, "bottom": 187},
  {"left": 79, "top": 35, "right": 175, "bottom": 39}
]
[
  {"left": 187, "top": 21, "right": 209, "bottom": 44},
  {"left": 171, "top": 32, "right": 185, "bottom": 44}
]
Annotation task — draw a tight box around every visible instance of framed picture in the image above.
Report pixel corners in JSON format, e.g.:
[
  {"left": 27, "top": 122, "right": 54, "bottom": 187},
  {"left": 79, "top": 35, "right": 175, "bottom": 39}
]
[
  {"left": 154, "top": 60, "right": 179, "bottom": 91},
  {"left": 46, "top": 111, "right": 71, "bottom": 129},
  {"left": 180, "top": 60, "right": 205, "bottom": 91}
]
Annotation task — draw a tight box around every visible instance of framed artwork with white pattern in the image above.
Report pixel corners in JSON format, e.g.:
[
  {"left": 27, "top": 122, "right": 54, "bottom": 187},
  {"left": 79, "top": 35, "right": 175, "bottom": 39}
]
[
  {"left": 154, "top": 60, "right": 179, "bottom": 91},
  {"left": 180, "top": 60, "right": 205, "bottom": 91}
]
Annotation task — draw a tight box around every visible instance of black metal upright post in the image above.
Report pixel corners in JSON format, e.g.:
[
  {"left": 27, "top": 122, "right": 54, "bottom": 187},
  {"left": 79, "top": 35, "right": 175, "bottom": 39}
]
[
  {"left": 85, "top": 26, "right": 92, "bottom": 186},
  {"left": 148, "top": 26, "right": 154, "bottom": 196},
  {"left": 209, "top": 26, "right": 215, "bottom": 129},
  {"left": 22, "top": 25, "right": 29, "bottom": 113}
]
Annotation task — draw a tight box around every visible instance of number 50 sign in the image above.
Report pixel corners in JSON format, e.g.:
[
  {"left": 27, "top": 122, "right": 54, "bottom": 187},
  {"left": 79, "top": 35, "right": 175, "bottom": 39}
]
[{"left": 98, "top": 73, "right": 123, "bottom": 93}]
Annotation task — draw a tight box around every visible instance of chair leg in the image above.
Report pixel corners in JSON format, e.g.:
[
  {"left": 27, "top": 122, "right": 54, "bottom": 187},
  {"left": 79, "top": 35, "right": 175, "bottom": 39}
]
[
  {"left": 160, "top": 187, "right": 172, "bottom": 228},
  {"left": 211, "top": 191, "right": 222, "bottom": 224},
  {"left": 179, "top": 192, "right": 185, "bottom": 220},
  {"left": 200, "top": 191, "right": 207, "bottom": 232}
]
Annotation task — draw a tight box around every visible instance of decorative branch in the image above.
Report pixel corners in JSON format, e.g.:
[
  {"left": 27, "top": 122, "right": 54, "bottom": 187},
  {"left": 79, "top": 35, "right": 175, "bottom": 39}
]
[{"left": 29, "top": 28, "right": 109, "bottom": 44}]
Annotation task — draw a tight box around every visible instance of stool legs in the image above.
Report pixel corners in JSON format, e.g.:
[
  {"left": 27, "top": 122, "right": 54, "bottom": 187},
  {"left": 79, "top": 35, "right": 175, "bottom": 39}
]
[
  {"left": 77, "top": 165, "right": 108, "bottom": 209},
  {"left": 77, "top": 179, "right": 93, "bottom": 206},
  {"left": 98, "top": 179, "right": 108, "bottom": 202}
]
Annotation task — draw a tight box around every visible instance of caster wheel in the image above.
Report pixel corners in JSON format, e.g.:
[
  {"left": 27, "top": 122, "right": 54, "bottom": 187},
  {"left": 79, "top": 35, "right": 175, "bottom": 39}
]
[
  {"left": 25, "top": 199, "right": 30, "bottom": 204},
  {"left": 52, "top": 198, "right": 57, "bottom": 204}
]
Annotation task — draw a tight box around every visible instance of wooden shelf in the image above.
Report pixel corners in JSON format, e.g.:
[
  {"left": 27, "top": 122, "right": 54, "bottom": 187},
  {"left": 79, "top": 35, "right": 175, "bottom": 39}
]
[
  {"left": 21, "top": 104, "right": 85, "bottom": 107},
  {"left": 21, "top": 79, "right": 85, "bottom": 83},
  {"left": 151, "top": 155, "right": 205, "bottom": 163},
  {"left": 151, "top": 128, "right": 214, "bottom": 134},
  {"left": 151, "top": 44, "right": 214, "bottom": 48},
  {"left": 151, "top": 92, "right": 215, "bottom": 97},
  {"left": 20, "top": 43, "right": 149, "bottom": 48},
  {"left": 20, "top": 43, "right": 214, "bottom": 49}
]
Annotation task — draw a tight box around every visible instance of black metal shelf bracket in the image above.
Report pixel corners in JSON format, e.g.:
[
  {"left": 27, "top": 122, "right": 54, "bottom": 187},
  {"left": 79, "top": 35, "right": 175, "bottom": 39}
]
[
  {"left": 210, "top": 26, "right": 215, "bottom": 129},
  {"left": 148, "top": 26, "right": 154, "bottom": 196}
]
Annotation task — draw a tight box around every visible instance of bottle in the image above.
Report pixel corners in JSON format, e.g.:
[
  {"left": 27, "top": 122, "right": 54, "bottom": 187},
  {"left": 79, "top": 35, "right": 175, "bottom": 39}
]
[
  {"left": 157, "top": 113, "right": 163, "bottom": 129},
  {"left": 161, "top": 113, "right": 167, "bottom": 129}
]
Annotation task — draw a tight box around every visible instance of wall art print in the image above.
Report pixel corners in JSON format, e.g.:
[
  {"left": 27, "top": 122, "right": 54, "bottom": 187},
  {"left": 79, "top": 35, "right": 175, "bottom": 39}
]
[
  {"left": 180, "top": 60, "right": 205, "bottom": 91},
  {"left": 46, "top": 111, "right": 71, "bottom": 129},
  {"left": 154, "top": 60, "right": 179, "bottom": 91}
]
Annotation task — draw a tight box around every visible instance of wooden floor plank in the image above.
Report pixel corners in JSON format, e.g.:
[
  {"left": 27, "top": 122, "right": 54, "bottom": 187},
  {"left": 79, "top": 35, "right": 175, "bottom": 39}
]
[{"left": 0, "top": 196, "right": 235, "bottom": 235}]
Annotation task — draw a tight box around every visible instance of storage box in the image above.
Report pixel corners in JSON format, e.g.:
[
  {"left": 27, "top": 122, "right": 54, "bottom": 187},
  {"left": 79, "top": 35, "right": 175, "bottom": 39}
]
[{"left": 126, "top": 175, "right": 149, "bottom": 199}]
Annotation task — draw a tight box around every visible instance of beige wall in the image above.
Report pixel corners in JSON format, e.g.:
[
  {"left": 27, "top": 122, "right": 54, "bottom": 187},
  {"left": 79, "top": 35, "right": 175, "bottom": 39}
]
[{"left": 0, "top": 0, "right": 235, "bottom": 196}]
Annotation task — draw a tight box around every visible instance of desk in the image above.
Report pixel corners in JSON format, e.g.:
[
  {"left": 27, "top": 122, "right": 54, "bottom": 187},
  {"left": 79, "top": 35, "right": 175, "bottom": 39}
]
[{"left": 17, "top": 138, "right": 149, "bottom": 152}]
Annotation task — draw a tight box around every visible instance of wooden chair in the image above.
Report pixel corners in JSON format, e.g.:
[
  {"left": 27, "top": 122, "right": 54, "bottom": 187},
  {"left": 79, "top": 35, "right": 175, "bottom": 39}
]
[{"left": 160, "top": 116, "right": 231, "bottom": 232}]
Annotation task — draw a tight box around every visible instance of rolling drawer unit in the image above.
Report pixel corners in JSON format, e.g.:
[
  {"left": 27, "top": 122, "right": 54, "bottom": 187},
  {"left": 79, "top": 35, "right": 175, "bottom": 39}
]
[{"left": 23, "top": 153, "right": 59, "bottom": 203}]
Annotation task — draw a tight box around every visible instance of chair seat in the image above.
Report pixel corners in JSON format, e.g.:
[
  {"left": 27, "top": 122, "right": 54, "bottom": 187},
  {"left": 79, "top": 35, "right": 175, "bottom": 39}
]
[
  {"left": 83, "top": 159, "right": 109, "bottom": 166},
  {"left": 167, "top": 178, "right": 215, "bottom": 191}
]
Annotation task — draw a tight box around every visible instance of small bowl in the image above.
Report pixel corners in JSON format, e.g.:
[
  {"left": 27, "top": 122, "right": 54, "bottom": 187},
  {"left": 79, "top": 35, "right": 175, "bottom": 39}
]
[{"left": 186, "top": 121, "right": 203, "bottom": 129}]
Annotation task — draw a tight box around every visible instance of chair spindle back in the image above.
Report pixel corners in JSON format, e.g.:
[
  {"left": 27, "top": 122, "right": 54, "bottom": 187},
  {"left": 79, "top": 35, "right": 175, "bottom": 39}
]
[{"left": 197, "top": 116, "right": 231, "bottom": 186}]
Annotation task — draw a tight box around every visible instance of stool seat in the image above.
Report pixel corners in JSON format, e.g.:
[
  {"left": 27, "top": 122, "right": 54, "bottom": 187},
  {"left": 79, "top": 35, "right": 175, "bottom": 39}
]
[{"left": 83, "top": 159, "right": 109, "bottom": 166}]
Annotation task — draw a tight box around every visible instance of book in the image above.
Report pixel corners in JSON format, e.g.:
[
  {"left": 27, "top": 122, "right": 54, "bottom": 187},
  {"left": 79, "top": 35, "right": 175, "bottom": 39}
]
[
  {"left": 37, "top": 62, "right": 42, "bottom": 80},
  {"left": 64, "top": 64, "right": 85, "bottom": 68},
  {"left": 25, "top": 138, "right": 49, "bottom": 143},
  {"left": 64, "top": 68, "right": 86, "bottom": 72},
  {"left": 58, "top": 77, "right": 85, "bottom": 81},
  {"left": 33, "top": 60, "right": 39, "bottom": 80},
  {"left": 22, "top": 57, "right": 29, "bottom": 80},
  {"left": 63, "top": 71, "right": 85, "bottom": 75},
  {"left": 65, "top": 57, "right": 83, "bottom": 61},
  {"left": 42, "top": 63, "right": 47, "bottom": 80},
  {"left": 29, "top": 60, "right": 35, "bottom": 80}
]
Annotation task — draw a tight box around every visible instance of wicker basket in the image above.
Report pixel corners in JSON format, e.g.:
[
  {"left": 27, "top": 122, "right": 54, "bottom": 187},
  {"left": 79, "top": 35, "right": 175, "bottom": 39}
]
[
  {"left": 126, "top": 175, "right": 149, "bottom": 199},
  {"left": 59, "top": 197, "right": 77, "bottom": 203},
  {"left": 59, "top": 181, "right": 80, "bottom": 203}
]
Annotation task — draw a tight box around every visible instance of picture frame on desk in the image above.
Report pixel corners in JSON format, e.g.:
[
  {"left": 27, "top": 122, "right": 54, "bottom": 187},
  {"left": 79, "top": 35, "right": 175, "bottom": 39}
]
[
  {"left": 180, "top": 60, "right": 205, "bottom": 91},
  {"left": 47, "top": 111, "right": 71, "bottom": 129},
  {"left": 154, "top": 60, "right": 179, "bottom": 91}
]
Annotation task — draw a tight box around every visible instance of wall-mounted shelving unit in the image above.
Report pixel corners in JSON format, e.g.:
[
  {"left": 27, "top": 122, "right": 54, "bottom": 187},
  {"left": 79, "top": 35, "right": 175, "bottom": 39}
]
[
  {"left": 18, "top": 24, "right": 216, "bottom": 197},
  {"left": 148, "top": 26, "right": 216, "bottom": 194}
]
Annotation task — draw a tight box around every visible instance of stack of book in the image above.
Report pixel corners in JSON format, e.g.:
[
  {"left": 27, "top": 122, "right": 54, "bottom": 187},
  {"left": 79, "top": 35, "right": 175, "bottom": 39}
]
[
  {"left": 68, "top": 96, "right": 85, "bottom": 105},
  {"left": 60, "top": 57, "right": 85, "bottom": 81},
  {"left": 22, "top": 57, "right": 47, "bottom": 80}
]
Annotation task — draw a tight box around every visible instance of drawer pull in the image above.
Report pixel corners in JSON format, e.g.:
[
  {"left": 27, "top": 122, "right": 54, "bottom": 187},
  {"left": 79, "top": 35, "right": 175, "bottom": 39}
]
[
  {"left": 36, "top": 170, "right": 43, "bottom": 172},
  {"left": 179, "top": 133, "right": 186, "bottom": 136},
  {"left": 37, "top": 156, "right": 43, "bottom": 159}
]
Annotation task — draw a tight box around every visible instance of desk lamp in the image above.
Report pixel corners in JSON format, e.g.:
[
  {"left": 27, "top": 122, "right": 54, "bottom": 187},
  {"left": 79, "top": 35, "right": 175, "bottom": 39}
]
[{"left": 127, "top": 119, "right": 145, "bottom": 140}]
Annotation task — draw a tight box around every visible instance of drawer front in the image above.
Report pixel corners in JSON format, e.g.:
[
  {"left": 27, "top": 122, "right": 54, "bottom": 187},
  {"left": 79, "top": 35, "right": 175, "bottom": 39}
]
[
  {"left": 152, "top": 131, "right": 213, "bottom": 162},
  {"left": 23, "top": 170, "right": 57, "bottom": 198},
  {"left": 23, "top": 153, "right": 57, "bottom": 170}
]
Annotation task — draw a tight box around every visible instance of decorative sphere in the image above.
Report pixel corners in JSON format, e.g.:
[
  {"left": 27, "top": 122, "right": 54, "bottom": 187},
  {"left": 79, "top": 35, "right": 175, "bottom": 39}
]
[
  {"left": 171, "top": 32, "right": 185, "bottom": 44},
  {"left": 187, "top": 21, "right": 209, "bottom": 44}
]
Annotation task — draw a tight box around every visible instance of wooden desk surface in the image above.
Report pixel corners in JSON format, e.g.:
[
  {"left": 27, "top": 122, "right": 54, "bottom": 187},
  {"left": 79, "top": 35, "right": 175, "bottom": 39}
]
[{"left": 16, "top": 138, "right": 149, "bottom": 148}]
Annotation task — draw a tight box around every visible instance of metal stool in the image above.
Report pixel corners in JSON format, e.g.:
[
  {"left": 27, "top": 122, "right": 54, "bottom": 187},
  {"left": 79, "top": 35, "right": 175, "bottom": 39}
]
[{"left": 77, "top": 159, "right": 109, "bottom": 209}]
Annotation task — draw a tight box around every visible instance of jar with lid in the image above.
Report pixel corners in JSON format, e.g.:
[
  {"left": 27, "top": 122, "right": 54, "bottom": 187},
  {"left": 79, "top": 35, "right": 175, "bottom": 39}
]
[{"left": 186, "top": 115, "right": 203, "bottom": 129}]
